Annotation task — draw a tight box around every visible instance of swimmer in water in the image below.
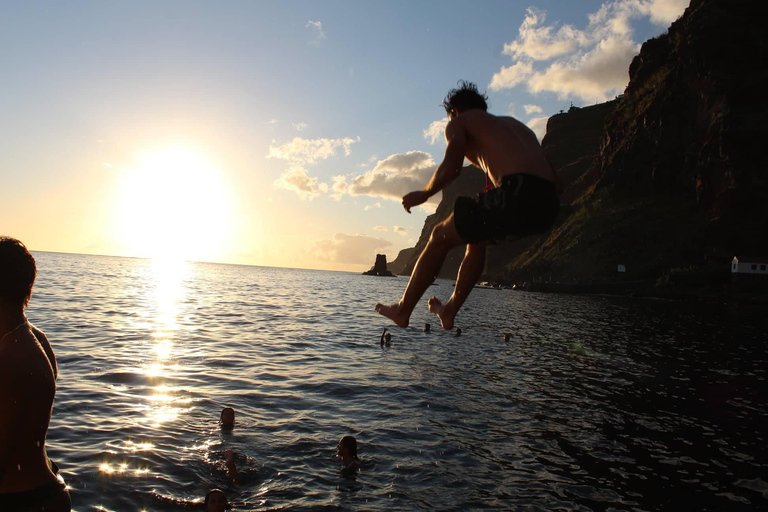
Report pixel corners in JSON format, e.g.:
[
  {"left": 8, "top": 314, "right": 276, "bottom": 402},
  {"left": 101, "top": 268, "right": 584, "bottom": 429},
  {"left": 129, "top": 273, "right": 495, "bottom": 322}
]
[
  {"left": 424, "top": 323, "right": 431, "bottom": 333},
  {"left": 204, "top": 489, "right": 229, "bottom": 512},
  {"left": 380, "top": 328, "right": 392, "bottom": 347},
  {"left": 220, "top": 407, "right": 235, "bottom": 430},
  {"left": 455, "top": 327, "right": 462, "bottom": 336},
  {"left": 504, "top": 333, "right": 511, "bottom": 342},
  {"left": 336, "top": 435, "right": 361, "bottom": 478}
]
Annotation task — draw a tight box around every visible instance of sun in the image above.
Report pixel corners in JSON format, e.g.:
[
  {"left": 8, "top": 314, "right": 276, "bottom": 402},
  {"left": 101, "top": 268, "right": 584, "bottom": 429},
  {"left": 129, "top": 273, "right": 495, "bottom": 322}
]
[{"left": 116, "top": 147, "right": 235, "bottom": 262}]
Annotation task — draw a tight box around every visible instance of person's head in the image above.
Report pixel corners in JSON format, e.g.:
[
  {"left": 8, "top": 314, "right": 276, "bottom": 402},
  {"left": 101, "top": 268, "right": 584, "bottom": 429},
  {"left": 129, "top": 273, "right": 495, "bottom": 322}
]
[
  {"left": 0, "top": 237, "right": 36, "bottom": 310},
  {"left": 204, "top": 489, "right": 228, "bottom": 512},
  {"left": 384, "top": 333, "right": 392, "bottom": 343},
  {"left": 504, "top": 333, "right": 511, "bottom": 342},
  {"left": 443, "top": 80, "right": 488, "bottom": 118},
  {"left": 455, "top": 328, "right": 462, "bottom": 336},
  {"left": 337, "top": 435, "right": 358, "bottom": 459},
  {"left": 424, "top": 323, "right": 431, "bottom": 333},
  {"left": 219, "top": 407, "right": 235, "bottom": 430}
]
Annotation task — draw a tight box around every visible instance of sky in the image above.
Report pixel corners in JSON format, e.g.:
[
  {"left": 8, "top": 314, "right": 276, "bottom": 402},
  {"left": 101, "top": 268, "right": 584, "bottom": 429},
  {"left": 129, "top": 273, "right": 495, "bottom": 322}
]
[{"left": 0, "top": 0, "right": 688, "bottom": 271}]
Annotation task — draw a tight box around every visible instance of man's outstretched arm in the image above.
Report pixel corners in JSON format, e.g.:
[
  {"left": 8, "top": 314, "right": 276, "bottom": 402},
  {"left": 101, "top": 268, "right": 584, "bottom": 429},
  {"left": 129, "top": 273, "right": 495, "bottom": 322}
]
[{"left": 402, "top": 119, "right": 467, "bottom": 213}]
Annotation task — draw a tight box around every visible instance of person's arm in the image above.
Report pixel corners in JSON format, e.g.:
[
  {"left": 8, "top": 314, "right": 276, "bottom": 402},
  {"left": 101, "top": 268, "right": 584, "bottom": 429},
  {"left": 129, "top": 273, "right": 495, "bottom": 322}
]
[
  {"left": 224, "top": 449, "right": 239, "bottom": 485},
  {"left": 402, "top": 119, "right": 467, "bottom": 213},
  {"left": 380, "top": 328, "right": 386, "bottom": 345}
]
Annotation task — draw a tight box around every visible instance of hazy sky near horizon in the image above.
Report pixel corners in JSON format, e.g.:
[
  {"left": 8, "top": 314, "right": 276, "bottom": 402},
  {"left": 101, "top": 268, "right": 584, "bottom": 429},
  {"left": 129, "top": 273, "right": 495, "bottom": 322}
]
[{"left": 1, "top": 0, "right": 687, "bottom": 271}]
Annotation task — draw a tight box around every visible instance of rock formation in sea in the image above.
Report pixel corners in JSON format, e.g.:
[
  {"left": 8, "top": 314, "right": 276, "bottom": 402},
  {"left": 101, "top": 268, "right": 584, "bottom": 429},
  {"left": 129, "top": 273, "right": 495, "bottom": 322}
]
[
  {"left": 363, "top": 253, "right": 395, "bottom": 277},
  {"left": 395, "top": 0, "right": 768, "bottom": 290}
]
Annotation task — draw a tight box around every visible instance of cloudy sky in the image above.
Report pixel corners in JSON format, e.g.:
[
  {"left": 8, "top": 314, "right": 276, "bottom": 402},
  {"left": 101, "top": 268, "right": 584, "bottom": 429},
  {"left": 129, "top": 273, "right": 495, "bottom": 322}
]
[{"left": 1, "top": 0, "right": 687, "bottom": 271}]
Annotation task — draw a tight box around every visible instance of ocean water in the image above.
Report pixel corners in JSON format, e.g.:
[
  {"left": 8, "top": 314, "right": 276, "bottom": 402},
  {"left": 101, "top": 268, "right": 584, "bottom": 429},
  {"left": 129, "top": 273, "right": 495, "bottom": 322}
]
[{"left": 24, "top": 252, "right": 768, "bottom": 511}]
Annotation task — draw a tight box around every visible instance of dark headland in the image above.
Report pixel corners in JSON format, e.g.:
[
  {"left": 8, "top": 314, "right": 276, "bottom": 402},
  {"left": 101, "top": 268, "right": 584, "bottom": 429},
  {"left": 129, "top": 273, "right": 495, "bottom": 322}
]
[{"left": 387, "top": 0, "right": 768, "bottom": 303}]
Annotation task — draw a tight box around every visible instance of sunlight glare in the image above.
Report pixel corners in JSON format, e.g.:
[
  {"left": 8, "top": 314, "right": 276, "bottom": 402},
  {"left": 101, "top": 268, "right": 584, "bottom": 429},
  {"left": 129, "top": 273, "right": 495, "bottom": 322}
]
[{"left": 117, "top": 147, "right": 235, "bottom": 262}]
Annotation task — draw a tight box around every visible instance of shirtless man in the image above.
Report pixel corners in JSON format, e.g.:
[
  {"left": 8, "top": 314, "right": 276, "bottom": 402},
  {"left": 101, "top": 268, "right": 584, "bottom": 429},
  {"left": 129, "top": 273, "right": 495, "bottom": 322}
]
[
  {"left": 0, "top": 237, "right": 71, "bottom": 511},
  {"left": 376, "top": 81, "right": 561, "bottom": 329}
]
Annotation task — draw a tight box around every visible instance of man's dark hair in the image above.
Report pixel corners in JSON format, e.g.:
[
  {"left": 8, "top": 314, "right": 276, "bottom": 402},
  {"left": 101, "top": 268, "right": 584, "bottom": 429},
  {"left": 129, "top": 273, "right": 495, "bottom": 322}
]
[
  {"left": 204, "top": 489, "right": 227, "bottom": 506},
  {"left": 0, "top": 237, "right": 36, "bottom": 307},
  {"left": 443, "top": 80, "right": 488, "bottom": 116}
]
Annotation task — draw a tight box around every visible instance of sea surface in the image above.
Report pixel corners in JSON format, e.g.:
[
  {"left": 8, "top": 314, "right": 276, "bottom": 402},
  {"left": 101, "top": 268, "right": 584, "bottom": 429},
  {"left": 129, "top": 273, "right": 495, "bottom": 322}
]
[{"left": 25, "top": 252, "right": 768, "bottom": 511}]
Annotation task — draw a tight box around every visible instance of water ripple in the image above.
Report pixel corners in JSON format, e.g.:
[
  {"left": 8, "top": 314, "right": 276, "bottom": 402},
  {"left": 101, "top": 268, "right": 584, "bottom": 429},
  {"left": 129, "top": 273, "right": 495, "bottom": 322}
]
[{"left": 24, "top": 253, "right": 768, "bottom": 510}]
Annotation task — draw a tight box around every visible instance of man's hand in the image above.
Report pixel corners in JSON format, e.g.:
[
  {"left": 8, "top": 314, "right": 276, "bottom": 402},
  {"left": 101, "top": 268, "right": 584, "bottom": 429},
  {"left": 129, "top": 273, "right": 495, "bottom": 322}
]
[{"left": 402, "top": 190, "right": 431, "bottom": 213}]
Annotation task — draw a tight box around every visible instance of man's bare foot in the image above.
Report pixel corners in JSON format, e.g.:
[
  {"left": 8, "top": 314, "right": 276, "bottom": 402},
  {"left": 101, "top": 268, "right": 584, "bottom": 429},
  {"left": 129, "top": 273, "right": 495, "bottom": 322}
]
[
  {"left": 428, "top": 297, "right": 456, "bottom": 330},
  {"left": 375, "top": 302, "right": 410, "bottom": 327}
]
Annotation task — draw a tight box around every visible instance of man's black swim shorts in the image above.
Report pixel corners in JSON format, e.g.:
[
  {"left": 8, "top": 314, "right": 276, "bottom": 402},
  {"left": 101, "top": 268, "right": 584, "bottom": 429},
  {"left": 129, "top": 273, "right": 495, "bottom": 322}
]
[{"left": 453, "top": 173, "right": 559, "bottom": 244}]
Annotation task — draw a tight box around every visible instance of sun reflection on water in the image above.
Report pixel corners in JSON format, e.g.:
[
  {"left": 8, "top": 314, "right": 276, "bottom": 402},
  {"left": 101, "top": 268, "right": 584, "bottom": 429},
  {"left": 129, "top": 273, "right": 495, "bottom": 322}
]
[{"left": 140, "top": 258, "right": 192, "bottom": 427}]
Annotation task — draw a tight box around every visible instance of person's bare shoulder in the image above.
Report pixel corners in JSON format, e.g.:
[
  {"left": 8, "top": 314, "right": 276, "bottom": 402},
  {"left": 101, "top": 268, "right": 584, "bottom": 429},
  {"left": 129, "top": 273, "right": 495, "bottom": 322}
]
[{"left": 30, "top": 324, "right": 57, "bottom": 380}]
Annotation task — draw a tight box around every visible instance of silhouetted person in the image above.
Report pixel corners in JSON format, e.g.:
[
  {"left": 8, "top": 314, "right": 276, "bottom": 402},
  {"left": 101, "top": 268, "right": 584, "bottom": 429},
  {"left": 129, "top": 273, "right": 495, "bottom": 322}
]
[
  {"left": 380, "top": 328, "right": 391, "bottom": 347},
  {"left": 376, "top": 81, "right": 561, "bottom": 329},
  {"left": 424, "top": 323, "right": 431, "bottom": 333},
  {"left": 0, "top": 237, "right": 71, "bottom": 510},
  {"left": 220, "top": 407, "right": 235, "bottom": 430},
  {"left": 455, "top": 328, "right": 462, "bottom": 337},
  {"left": 336, "top": 435, "right": 361, "bottom": 478},
  {"left": 204, "top": 489, "right": 229, "bottom": 512},
  {"left": 504, "top": 333, "right": 511, "bottom": 342}
]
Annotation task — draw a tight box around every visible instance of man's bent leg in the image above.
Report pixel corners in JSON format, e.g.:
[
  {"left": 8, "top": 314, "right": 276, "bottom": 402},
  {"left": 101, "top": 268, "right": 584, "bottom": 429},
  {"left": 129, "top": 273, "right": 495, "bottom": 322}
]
[
  {"left": 376, "top": 214, "right": 465, "bottom": 327},
  {"left": 429, "top": 242, "right": 487, "bottom": 329}
]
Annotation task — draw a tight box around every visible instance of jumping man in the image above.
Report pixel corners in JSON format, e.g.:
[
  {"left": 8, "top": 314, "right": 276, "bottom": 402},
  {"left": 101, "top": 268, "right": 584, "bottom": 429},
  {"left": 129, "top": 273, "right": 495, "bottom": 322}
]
[{"left": 375, "top": 81, "right": 562, "bottom": 329}]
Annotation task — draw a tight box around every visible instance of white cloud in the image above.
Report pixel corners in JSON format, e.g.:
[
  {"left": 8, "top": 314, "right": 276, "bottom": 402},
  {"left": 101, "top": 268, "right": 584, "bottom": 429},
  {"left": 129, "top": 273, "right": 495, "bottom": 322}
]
[
  {"left": 306, "top": 20, "right": 326, "bottom": 41},
  {"left": 394, "top": 226, "right": 408, "bottom": 236},
  {"left": 524, "top": 104, "right": 543, "bottom": 115},
  {"left": 268, "top": 136, "right": 359, "bottom": 166},
  {"left": 423, "top": 118, "right": 449, "bottom": 145},
  {"left": 526, "top": 116, "right": 550, "bottom": 142},
  {"left": 274, "top": 166, "right": 324, "bottom": 198},
  {"left": 502, "top": 7, "right": 585, "bottom": 61},
  {"left": 373, "top": 225, "right": 388, "bottom": 231},
  {"left": 293, "top": 122, "right": 308, "bottom": 131},
  {"left": 490, "top": 0, "right": 687, "bottom": 103},
  {"left": 334, "top": 151, "right": 437, "bottom": 204},
  {"left": 489, "top": 60, "right": 533, "bottom": 91},
  {"left": 270, "top": 136, "right": 358, "bottom": 198},
  {"left": 310, "top": 233, "right": 392, "bottom": 265},
  {"left": 528, "top": 37, "right": 639, "bottom": 102},
  {"left": 267, "top": 119, "right": 278, "bottom": 124},
  {"left": 642, "top": 0, "right": 689, "bottom": 25},
  {"left": 330, "top": 174, "right": 348, "bottom": 201}
]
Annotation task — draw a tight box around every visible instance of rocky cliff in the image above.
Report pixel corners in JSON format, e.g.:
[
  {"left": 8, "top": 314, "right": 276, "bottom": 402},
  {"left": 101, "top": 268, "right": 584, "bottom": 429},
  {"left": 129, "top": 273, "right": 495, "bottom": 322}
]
[
  {"left": 396, "top": 0, "right": 768, "bottom": 290},
  {"left": 510, "top": 0, "right": 768, "bottom": 284}
]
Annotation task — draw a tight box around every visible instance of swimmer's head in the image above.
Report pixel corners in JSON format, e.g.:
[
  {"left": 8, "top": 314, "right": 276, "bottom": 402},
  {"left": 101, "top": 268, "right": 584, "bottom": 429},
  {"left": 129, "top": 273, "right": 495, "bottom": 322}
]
[
  {"left": 455, "top": 328, "right": 462, "bottom": 336},
  {"left": 424, "top": 323, "right": 431, "bottom": 332},
  {"left": 504, "top": 333, "right": 511, "bottom": 342},
  {"left": 0, "top": 237, "right": 36, "bottom": 309},
  {"left": 204, "top": 489, "right": 228, "bottom": 512},
  {"left": 337, "top": 435, "right": 358, "bottom": 459},
  {"left": 219, "top": 407, "right": 235, "bottom": 430},
  {"left": 384, "top": 333, "right": 392, "bottom": 343}
]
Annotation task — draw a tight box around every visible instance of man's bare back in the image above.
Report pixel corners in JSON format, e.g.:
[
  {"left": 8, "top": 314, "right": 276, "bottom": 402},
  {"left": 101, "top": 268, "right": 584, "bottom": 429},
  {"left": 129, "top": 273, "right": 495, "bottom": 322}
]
[
  {"left": 451, "top": 109, "right": 561, "bottom": 190},
  {"left": 0, "top": 324, "right": 58, "bottom": 493}
]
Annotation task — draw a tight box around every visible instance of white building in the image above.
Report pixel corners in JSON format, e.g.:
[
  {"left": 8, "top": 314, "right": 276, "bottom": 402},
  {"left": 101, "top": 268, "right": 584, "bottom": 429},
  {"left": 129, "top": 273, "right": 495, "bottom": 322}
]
[{"left": 732, "top": 256, "right": 768, "bottom": 281}]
